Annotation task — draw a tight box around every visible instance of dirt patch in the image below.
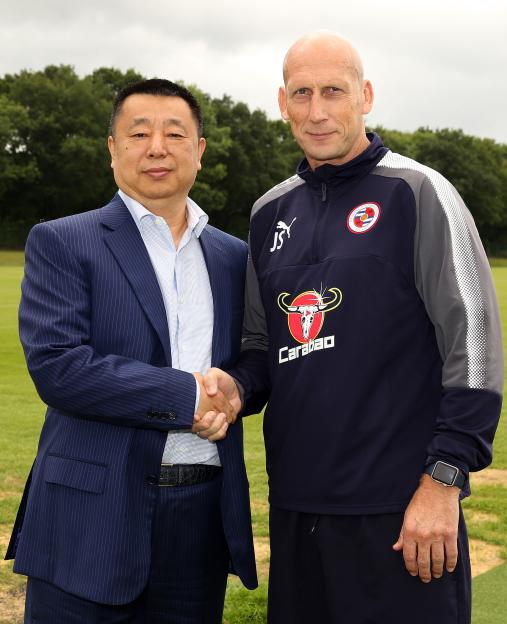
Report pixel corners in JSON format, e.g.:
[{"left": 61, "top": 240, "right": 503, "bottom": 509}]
[
  {"left": 0, "top": 524, "right": 23, "bottom": 622},
  {"left": 0, "top": 525, "right": 13, "bottom": 558},
  {"left": 250, "top": 498, "right": 269, "bottom": 514},
  {"left": 469, "top": 538, "right": 504, "bottom": 578},
  {"left": 254, "top": 536, "right": 270, "bottom": 579},
  {"left": 0, "top": 582, "right": 25, "bottom": 624},
  {"left": 470, "top": 468, "right": 507, "bottom": 488},
  {"left": 0, "top": 525, "right": 25, "bottom": 623},
  {"left": 0, "top": 476, "right": 25, "bottom": 491},
  {"left": 0, "top": 491, "right": 20, "bottom": 502},
  {"left": 465, "top": 510, "right": 500, "bottom": 524}
]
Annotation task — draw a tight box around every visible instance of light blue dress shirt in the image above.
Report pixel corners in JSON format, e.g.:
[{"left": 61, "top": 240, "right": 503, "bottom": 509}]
[{"left": 119, "top": 190, "right": 220, "bottom": 466}]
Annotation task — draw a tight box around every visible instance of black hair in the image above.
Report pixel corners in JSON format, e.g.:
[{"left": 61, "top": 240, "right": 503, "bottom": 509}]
[{"left": 109, "top": 78, "right": 203, "bottom": 137}]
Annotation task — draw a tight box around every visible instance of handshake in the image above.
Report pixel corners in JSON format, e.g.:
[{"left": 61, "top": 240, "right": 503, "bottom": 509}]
[{"left": 191, "top": 368, "right": 241, "bottom": 441}]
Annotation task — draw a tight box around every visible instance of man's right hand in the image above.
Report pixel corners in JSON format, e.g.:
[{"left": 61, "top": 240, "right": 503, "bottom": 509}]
[{"left": 202, "top": 367, "right": 242, "bottom": 415}]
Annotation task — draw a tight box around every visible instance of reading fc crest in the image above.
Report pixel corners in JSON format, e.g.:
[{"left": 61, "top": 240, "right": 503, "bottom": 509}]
[{"left": 347, "top": 202, "right": 381, "bottom": 234}]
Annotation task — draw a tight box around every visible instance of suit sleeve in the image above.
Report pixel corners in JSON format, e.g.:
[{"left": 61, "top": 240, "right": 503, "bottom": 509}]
[
  {"left": 414, "top": 174, "right": 503, "bottom": 475},
  {"left": 19, "top": 222, "right": 197, "bottom": 430},
  {"left": 228, "top": 247, "right": 271, "bottom": 416}
]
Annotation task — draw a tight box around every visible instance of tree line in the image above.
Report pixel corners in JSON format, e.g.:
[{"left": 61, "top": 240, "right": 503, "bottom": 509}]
[{"left": 1, "top": 65, "right": 506, "bottom": 253}]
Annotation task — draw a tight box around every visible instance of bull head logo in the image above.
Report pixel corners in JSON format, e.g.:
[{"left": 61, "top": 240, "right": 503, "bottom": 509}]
[{"left": 277, "top": 287, "right": 342, "bottom": 343}]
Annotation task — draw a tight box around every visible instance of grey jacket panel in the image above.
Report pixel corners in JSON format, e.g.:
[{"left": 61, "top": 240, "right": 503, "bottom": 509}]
[
  {"left": 241, "top": 251, "right": 269, "bottom": 352},
  {"left": 251, "top": 174, "right": 305, "bottom": 219},
  {"left": 375, "top": 152, "right": 503, "bottom": 395},
  {"left": 242, "top": 176, "right": 306, "bottom": 353}
]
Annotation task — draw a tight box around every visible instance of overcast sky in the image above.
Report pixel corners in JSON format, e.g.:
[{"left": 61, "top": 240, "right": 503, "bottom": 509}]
[{"left": 2, "top": 0, "right": 506, "bottom": 142}]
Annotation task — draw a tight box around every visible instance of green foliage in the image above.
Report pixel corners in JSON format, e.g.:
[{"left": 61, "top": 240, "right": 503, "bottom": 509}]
[
  {"left": 0, "top": 66, "right": 301, "bottom": 243},
  {"left": 190, "top": 90, "right": 302, "bottom": 237},
  {"left": 208, "top": 97, "right": 301, "bottom": 236},
  {"left": 1, "top": 65, "right": 506, "bottom": 248},
  {"left": 370, "top": 125, "right": 416, "bottom": 156},
  {"left": 0, "top": 65, "right": 142, "bottom": 229},
  {"left": 0, "top": 95, "right": 40, "bottom": 198},
  {"left": 411, "top": 128, "right": 507, "bottom": 250},
  {"left": 188, "top": 86, "right": 232, "bottom": 218}
]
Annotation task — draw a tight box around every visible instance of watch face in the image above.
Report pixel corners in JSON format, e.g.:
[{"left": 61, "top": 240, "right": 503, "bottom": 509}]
[{"left": 433, "top": 462, "right": 458, "bottom": 485}]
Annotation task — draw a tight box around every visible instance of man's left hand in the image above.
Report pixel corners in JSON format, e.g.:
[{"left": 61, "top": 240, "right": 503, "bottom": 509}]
[
  {"left": 193, "top": 410, "right": 230, "bottom": 442},
  {"left": 392, "top": 474, "right": 460, "bottom": 583}
]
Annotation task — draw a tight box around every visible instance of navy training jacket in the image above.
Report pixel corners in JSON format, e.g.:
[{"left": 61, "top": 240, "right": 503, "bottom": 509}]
[{"left": 231, "top": 133, "right": 503, "bottom": 514}]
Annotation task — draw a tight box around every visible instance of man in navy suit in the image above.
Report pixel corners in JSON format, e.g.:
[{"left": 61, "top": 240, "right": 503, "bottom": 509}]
[{"left": 6, "top": 79, "right": 257, "bottom": 623}]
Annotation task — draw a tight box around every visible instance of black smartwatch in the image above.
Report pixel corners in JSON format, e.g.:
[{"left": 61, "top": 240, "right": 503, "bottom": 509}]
[{"left": 424, "top": 461, "right": 466, "bottom": 489}]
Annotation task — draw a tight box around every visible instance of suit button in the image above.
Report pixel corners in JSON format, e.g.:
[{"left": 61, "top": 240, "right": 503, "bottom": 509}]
[
  {"left": 168, "top": 411, "right": 177, "bottom": 421},
  {"left": 146, "top": 474, "right": 158, "bottom": 485}
]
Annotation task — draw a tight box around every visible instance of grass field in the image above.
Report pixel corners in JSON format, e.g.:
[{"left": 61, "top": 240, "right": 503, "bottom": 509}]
[{"left": 0, "top": 251, "right": 505, "bottom": 622}]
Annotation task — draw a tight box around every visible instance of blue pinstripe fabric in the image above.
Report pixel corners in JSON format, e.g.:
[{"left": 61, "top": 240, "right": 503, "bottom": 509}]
[
  {"left": 25, "top": 475, "right": 230, "bottom": 623},
  {"left": 6, "top": 194, "right": 257, "bottom": 603}
]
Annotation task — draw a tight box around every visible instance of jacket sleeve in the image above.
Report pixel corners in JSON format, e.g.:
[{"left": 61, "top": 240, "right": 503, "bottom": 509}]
[
  {"left": 228, "top": 248, "right": 271, "bottom": 416},
  {"left": 414, "top": 174, "right": 503, "bottom": 475},
  {"left": 19, "top": 222, "right": 197, "bottom": 430}
]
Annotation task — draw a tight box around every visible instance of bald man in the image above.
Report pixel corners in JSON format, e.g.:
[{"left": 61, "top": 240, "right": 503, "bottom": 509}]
[{"left": 203, "top": 32, "right": 503, "bottom": 623}]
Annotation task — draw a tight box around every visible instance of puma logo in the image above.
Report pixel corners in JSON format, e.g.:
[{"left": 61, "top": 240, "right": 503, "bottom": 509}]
[{"left": 270, "top": 218, "right": 297, "bottom": 252}]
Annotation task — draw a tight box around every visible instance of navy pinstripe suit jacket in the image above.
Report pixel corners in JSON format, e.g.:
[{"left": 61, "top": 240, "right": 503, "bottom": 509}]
[{"left": 6, "top": 194, "right": 257, "bottom": 603}]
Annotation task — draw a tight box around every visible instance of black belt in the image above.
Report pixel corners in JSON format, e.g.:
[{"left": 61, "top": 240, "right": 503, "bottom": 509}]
[{"left": 158, "top": 464, "right": 221, "bottom": 487}]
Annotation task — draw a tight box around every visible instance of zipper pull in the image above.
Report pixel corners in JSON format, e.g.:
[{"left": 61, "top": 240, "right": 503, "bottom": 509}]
[
  {"left": 310, "top": 515, "right": 320, "bottom": 534},
  {"left": 321, "top": 183, "right": 327, "bottom": 202}
]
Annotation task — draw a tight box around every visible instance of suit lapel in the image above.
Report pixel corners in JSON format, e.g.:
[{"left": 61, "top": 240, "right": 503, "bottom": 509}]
[
  {"left": 100, "top": 195, "right": 172, "bottom": 365},
  {"left": 200, "top": 228, "right": 233, "bottom": 467},
  {"left": 199, "top": 227, "right": 231, "bottom": 367}
]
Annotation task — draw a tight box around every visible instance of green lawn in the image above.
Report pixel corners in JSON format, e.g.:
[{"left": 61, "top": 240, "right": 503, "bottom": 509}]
[
  {"left": 473, "top": 563, "right": 507, "bottom": 623},
  {"left": 0, "top": 252, "right": 505, "bottom": 623}
]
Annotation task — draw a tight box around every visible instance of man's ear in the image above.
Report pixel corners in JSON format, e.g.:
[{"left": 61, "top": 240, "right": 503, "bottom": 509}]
[
  {"left": 196, "top": 137, "right": 206, "bottom": 171},
  {"left": 278, "top": 86, "right": 289, "bottom": 121},
  {"left": 362, "top": 80, "right": 374, "bottom": 115},
  {"left": 107, "top": 135, "right": 115, "bottom": 169}
]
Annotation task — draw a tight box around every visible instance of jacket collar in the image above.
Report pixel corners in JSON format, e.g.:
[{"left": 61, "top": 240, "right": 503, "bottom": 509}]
[
  {"left": 297, "top": 132, "right": 388, "bottom": 189},
  {"left": 100, "top": 195, "right": 173, "bottom": 364},
  {"left": 199, "top": 226, "right": 231, "bottom": 367}
]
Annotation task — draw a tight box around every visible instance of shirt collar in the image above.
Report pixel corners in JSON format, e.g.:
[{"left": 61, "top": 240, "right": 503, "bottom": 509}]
[
  {"left": 186, "top": 196, "right": 209, "bottom": 238},
  {"left": 118, "top": 189, "right": 208, "bottom": 238}
]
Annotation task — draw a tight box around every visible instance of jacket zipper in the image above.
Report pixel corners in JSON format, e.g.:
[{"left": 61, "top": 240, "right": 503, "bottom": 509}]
[{"left": 311, "top": 183, "right": 328, "bottom": 262}]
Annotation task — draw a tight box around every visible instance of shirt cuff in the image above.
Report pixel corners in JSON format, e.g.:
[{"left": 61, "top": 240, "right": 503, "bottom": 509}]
[
  {"left": 235, "top": 379, "right": 246, "bottom": 412},
  {"left": 194, "top": 377, "right": 200, "bottom": 414}
]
